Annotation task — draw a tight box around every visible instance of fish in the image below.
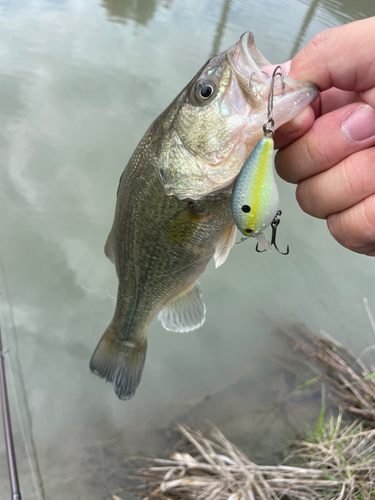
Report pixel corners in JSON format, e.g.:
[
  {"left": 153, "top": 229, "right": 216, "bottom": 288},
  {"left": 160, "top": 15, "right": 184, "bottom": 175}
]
[
  {"left": 230, "top": 135, "right": 278, "bottom": 252},
  {"left": 90, "top": 32, "right": 318, "bottom": 400}
]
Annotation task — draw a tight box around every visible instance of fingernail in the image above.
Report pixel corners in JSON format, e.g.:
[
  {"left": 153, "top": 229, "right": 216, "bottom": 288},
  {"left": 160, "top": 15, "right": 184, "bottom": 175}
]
[
  {"left": 282, "top": 60, "right": 291, "bottom": 76},
  {"left": 343, "top": 105, "right": 375, "bottom": 142},
  {"left": 261, "top": 60, "right": 291, "bottom": 78},
  {"left": 278, "top": 106, "right": 311, "bottom": 134}
]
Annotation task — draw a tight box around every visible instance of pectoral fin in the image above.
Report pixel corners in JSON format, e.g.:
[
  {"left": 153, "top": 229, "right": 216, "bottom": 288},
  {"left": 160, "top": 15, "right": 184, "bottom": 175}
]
[
  {"left": 164, "top": 204, "right": 209, "bottom": 244},
  {"left": 214, "top": 223, "right": 237, "bottom": 268},
  {"left": 104, "top": 230, "right": 115, "bottom": 263},
  {"left": 158, "top": 281, "right": 206, "bottom": 332}
]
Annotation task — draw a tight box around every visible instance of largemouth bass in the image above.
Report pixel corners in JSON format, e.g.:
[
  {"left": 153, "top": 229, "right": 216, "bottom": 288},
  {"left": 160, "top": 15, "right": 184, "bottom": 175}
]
[{"left": 90, "top": 32, "right": 318, "bottom": 400}]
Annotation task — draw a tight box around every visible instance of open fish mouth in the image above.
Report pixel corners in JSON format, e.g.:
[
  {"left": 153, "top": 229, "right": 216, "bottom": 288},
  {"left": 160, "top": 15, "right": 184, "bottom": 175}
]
[
  {"left": 157, "top": 31, "right": 319, "bottom": 201},
  {"left": 228, "top": 32, "right": 271, "bottom": 109},
  {"left": 230, "top": 31, "right": 319, "bottom": 129}
]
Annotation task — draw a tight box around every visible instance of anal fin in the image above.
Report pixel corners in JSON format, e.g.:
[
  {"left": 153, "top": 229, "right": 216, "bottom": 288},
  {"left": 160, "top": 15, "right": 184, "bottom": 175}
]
[{"left": 158, "top": 281, "right": 206, "bottom": 332}]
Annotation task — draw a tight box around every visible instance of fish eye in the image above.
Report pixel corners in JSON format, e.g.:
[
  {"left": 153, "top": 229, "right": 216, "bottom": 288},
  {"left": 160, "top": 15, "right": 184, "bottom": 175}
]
[
  {"left": 195, "top": 81, "right": 216, "bottom": 103},
  {"left": 200, "top": 85, "right": 214, "bottom": 99}
]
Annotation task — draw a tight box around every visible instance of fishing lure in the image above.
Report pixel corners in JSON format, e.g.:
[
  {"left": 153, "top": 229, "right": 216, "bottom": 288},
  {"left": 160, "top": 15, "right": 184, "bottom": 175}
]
[{"left": 230, "top": 66, "right": 289, "bottom": 255}]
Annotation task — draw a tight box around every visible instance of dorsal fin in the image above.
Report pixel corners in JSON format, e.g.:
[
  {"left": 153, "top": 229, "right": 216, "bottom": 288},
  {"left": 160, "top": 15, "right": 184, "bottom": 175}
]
[{"left": 104, "top": 230, "right": 115, "bottom": 264}]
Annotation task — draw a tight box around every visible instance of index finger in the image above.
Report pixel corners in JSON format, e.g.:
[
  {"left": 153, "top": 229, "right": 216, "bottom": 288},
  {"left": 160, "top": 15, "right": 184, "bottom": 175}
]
[{"left": 289, "top": 17, "right": 375, "bottom": 93}]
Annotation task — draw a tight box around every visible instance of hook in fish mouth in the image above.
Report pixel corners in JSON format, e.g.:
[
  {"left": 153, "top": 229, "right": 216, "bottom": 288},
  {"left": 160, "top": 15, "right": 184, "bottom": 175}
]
[
  {"left": 271, "top": 76, "right": 318, "bottom": 129},
  {"left": 157, "top": 31, "right": 319, "bottom": 201},
  {"left": 228, "top": 31, "right": 318, "bottom": 118}
]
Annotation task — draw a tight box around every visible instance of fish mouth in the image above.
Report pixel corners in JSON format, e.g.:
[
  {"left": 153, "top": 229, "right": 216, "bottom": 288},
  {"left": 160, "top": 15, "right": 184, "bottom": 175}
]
[
  {"left": 228, "top": 31, "right": 318, "bottom": 120},
  {"left": 158, "top": 32, "right": 319, "bottom": 201},
  {"left": 228, "top": 32, "right": 270, "bottom": 108}
]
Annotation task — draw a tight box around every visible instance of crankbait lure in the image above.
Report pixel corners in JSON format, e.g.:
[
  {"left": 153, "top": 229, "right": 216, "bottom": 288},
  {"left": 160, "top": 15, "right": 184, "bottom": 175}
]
[{"left": 231, "top": 66, "right": 289, "bottom": 255}]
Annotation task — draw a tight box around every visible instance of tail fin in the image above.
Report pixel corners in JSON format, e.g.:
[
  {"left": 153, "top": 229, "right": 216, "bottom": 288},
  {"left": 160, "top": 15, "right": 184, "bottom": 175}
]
[{"left": 90, "top": 326, "right": 147, "bottom": 400}]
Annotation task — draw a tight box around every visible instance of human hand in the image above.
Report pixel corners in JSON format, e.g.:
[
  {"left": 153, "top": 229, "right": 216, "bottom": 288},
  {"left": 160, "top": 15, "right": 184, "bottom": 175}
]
[{"left": 273, "top": 17, "right": 375, "bottom": 256}]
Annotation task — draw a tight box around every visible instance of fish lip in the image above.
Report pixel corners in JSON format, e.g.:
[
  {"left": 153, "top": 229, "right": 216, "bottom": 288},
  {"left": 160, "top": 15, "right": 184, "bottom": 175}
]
[
  {"left": 282, "top": 76, "right": 319, "bottom": 95},
  {"left": 227, "top": 32, "right": 269, "bottom": 107},
  {"left": 237, "top": 31, "right": 271, "bottom": 71},
  {"left": 273, "top": 76, "right": 319, "bottom": 105},
  {"left": 271, "top": 76, "right": 319, "bottom": 129},
  {"left": 227, "top": 31, "right": 319, "bottom": 117}
]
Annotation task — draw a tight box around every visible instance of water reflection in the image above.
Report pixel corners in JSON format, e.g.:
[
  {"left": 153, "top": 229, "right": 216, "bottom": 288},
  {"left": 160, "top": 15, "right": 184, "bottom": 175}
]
[
  {"left": 101, "top": 0, "right": 173, "bottom": 26},
  {"left": 210, "top": 0, "right": 232, "bottom": 56},
  {"left": 322, "top": 0, "right": 375, "bottom": 23},
  {"left": 1, "top": 0, "right": 375, "bottom": 498},
  {"left": 290, "top": 0, "right": 320, "bottom": 57},
  {"left": 292, "top": 0, "right": 375, "bottom": 56}
]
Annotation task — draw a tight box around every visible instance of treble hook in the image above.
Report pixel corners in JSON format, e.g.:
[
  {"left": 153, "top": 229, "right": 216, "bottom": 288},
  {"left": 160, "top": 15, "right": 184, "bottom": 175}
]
[{"left": 256, "top": 210, "right": 290, "bottom": 255}]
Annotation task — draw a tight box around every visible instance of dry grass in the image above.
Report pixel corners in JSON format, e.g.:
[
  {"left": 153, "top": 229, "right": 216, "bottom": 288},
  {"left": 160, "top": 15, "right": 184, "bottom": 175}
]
[
  {"left": 291, "top": 329, "right": 375, "bottom": 422},
  {"left": 133, "top": 417, "right": 375, "bottom": 500},
  {"left": 131, "top": 330, "right": 375, "bottom": 500}
]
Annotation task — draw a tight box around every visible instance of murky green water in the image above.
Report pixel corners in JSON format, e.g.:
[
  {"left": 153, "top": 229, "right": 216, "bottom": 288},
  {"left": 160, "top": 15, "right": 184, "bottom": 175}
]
[{"left": 1, "top": 1, "right": 375, "bottom": 498}]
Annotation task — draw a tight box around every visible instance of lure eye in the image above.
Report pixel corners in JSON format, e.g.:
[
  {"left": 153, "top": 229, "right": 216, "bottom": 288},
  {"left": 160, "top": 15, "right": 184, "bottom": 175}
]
[
  {"left": 244, "top": 228, "right": 253, "bottom": 234},
  {"left": 241, "top": 205, "right": 251, "bottom": 213},
  {"left": 195, "top": 81, "right": 216, "bottom": 102}
]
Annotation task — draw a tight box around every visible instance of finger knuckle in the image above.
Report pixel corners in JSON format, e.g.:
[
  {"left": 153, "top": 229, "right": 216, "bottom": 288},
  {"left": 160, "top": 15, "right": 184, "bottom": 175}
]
[
  {"left": 309, "top": 29, "right": 334, "bottom": 53},
  {"left": 302, "top": 126, "right": 331, "bottom": 170},
  {"left": 327, "top": 212, "right": 357, "bottom": 251},
  {"left": 361, "top": 195, "right": 375, "bottom": 241},
  {"left": 275, "top": 150, "right": 298, "bottom": 183},
  {"left": 344, "top": 148, "right": 375, "bottom": 197},
  {"left": 327, "top": 195, "right": 375, "bottom": 255},
  {"left": 342, "top": 155, "right": 363, "bottom": 197},
  {"left": 304, "top": 28, "right": 338, "bottom": 87},
  {"left": 295, "top": 179, "right": 317, "bottom": 217}
]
